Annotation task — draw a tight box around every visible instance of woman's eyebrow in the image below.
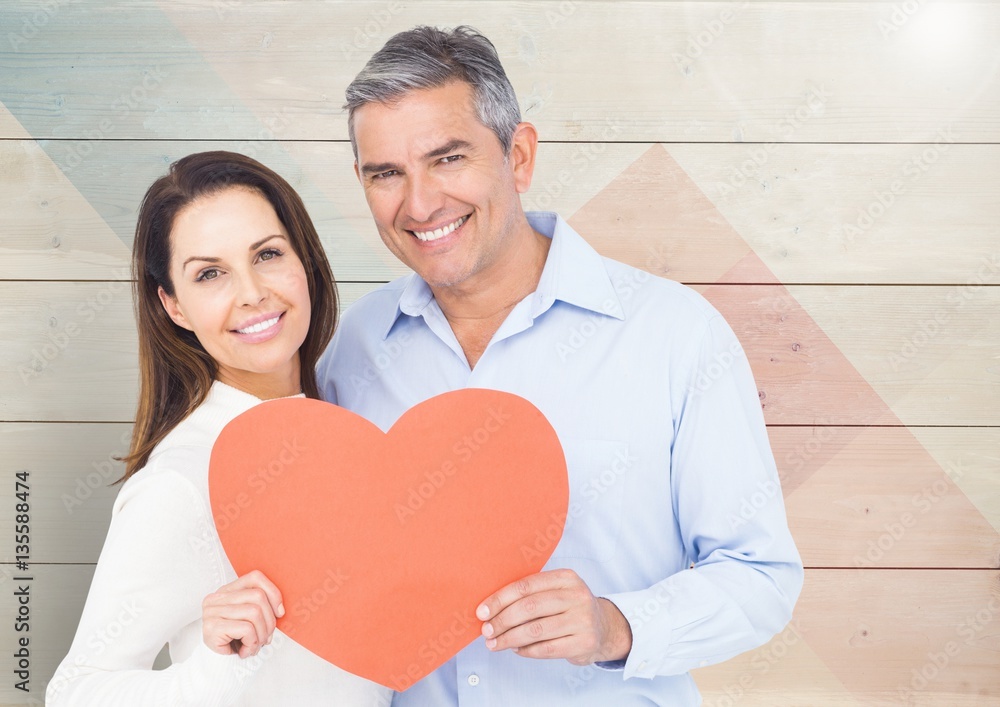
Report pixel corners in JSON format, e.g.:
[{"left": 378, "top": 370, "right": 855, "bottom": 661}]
[{"left": 182, "top": 235, "right": 288, "bottom": 271}]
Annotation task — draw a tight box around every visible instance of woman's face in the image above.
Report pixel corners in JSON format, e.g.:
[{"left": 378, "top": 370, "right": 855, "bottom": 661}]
[{"left": 158, "top": 187, "right": 311, "bottom": 399}]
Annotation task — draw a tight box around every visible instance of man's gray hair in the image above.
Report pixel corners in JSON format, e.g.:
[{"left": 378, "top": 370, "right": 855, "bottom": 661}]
[{"left": 344, "top": 26, "right": 522, "bottom": 158}]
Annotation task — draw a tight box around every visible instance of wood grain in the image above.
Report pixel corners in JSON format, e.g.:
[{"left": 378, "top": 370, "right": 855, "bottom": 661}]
[
  {"left": 0, "top": 564, "right": 94, "bottom": 705},
  {"left": 773, "top": 427, "right": 1000, "bottom": 569},
  {"left": 4, "top": 281, "right": 997, "bottom": 425},
  {"left": 693, "top": 570, "right": 1000, "bottom": 706},
  {"left": 3, "top": 140, "right": 998, "bottom": 285},
  {"left": 2, "top": 566, "right": 995, "bottom": 704},
  {"left": 1, "top": 2, "right": 998, "bottom": 142},
  {"left": 1, "top": 423, "right": 131, "bottom": 563},
  {"left": 2, "top": 1, "right": 998, "bottom": 704},
  {"left": 5, "top": 423, "right": 997, "bottom": 567}
]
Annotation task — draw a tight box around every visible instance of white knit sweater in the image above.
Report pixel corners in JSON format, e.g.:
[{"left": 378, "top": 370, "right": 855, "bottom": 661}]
[{"left": 47, "top": 381, "right": 391, "bottom": 706}]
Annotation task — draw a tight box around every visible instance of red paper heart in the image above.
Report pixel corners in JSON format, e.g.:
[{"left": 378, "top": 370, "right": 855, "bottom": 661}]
[{"left": 209, "top": 389, "right": 568, "bottom": 691}]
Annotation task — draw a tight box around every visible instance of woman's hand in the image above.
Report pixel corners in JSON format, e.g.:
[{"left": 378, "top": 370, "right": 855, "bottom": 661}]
[{"left": 202, "top": 570, "right": 285, "bottom": 658}]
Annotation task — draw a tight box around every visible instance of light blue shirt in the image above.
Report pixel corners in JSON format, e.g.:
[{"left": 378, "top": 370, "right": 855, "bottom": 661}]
[{"left": 317, "top": 212, "right": 803, "bottom": 706}]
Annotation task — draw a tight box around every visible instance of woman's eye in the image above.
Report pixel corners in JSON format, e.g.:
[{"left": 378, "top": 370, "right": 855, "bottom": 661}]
[
  {"left": 196, "top": 268, "right": 220, "bottom": 282},
  {"left": 259, "top": 248, "right": 283, "bottom": 262}
]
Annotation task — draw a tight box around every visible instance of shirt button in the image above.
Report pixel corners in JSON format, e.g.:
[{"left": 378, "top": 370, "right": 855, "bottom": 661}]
[{"left": 467, "top": 674, "right": 480, "bottom": 686}]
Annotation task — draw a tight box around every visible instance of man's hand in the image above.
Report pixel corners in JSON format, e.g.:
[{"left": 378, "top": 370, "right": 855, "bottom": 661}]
[{"left": 476, "top": 568, "right": 633, "bottom": 665}]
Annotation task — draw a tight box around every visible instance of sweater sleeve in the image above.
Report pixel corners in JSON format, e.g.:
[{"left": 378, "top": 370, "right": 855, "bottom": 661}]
[{"left": 46, "top": 457, "right": 258, "bottom": 706}]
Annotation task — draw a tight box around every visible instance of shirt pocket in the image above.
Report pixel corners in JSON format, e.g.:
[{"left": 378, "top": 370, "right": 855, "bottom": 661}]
[{"left": 549, "top": 438, "right": 631, "bottom": 564}]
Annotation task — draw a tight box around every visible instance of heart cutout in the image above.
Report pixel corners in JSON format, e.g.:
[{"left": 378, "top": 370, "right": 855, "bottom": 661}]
[{"left": 209, "top": 388, "right": 568, "bottom": 691}]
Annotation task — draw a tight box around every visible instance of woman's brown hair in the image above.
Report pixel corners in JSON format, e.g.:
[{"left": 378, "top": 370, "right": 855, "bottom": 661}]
[{"left": 121, "top": 151, "right": 337, "bottom": 480}]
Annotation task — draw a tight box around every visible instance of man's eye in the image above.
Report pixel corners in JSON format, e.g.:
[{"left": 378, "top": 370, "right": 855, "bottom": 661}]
[
  {"left": 196, "top": 268, "right": 220, "bottom": 282},
  {"left": 440, "top": 155, "right": 463, "bottom": 164},
  {"left": 374, "top": 170, "right": 398, "bottom": 180}
]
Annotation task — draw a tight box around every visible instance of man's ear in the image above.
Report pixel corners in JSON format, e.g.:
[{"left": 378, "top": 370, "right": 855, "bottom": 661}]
[
  {"left": 354, "top": 160, "right": 362, "bottom": 184},
  {"left": 509, "top": 121, "right": 539, "bottom": 194},
  {"left": 158, "top": 286, "right": 193, "bottom": 331}
]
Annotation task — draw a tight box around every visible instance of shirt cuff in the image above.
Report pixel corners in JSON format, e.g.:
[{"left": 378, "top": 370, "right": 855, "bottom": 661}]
[
  {"left": 594, "top": 593, "right": 655, "bottom": 679},
  {"left": 593, "top": 659, "right": 626, "bottom": 671},
  {"left": 601, "top": 590, "right": 667, "bottom": 680}
]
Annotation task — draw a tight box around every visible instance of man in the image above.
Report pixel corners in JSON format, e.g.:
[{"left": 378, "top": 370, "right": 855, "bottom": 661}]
[{"left": 318, "top": 25, "right": 803, "bottom": 705}]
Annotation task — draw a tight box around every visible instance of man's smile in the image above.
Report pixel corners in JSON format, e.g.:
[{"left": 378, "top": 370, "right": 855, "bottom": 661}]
[{"left": 411, "top": 215, "right": 469, "bottom": 242}]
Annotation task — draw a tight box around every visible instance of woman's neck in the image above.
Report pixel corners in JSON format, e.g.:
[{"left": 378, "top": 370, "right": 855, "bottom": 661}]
[{"left": 216, "top": 360, "right": 302, "bottom": 400}]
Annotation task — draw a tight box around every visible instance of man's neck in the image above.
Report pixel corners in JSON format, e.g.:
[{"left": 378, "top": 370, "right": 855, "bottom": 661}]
[{"left": 431, "top": 222, "right": 552, "bottom": 369}]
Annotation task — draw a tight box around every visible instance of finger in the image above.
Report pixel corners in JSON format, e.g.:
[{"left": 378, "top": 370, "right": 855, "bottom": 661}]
[
  {"left": 205, "top": 605, "right": 269, "bottom": 654},
  {"left": 218, "top": 570, "right": 285, "bottom": 618},
  {"left": 477, "top": 569, "right": 578, "bottom": 622},
  {"left": 203, "top": 590, "right": 276, "bottom": 648},
  {"left": 482, "top": 589, "right": 569, "bottom": 641},
  {"left": 204, "top": 586, "right": 278, "bottom": 635},
  {"left": 485, "top": 611, "right": 574, "bottom": 652},
  {"left": 203, "top": 617, "right": 266, "bottom": 657},
  {"left": 509, "top": 634, "right": 588, "bottom": 662}
]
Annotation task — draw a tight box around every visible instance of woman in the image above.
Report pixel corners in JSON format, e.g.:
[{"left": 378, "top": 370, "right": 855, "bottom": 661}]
[{"left": 47, "top": 152, "right": 391, "bottom": 706}]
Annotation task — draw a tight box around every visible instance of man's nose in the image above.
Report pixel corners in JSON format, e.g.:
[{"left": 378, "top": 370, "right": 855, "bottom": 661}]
[{"left": 403, "top": 171, "right": 445, "bottom": 224}]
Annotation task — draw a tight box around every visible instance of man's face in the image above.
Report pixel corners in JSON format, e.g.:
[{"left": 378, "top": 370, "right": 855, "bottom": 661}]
[{"left": 353, "top": 81, "right": 535, "bottom": 292}]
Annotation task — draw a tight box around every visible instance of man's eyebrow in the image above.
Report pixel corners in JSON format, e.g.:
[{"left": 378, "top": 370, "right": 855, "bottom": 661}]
[
  {"left": 359, "top": 139, "right": 475, "bottom": 177},
  {"left": 359, "top": 160, "right": 399, "bottom": 177},
  {"left": 423, "top": 139, "right": 473, "bottom": 161}
]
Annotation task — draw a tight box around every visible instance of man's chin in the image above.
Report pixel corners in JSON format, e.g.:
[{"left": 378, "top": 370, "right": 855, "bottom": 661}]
[{"left": 420, "top": 267, "right": 476, "bottom": 292}]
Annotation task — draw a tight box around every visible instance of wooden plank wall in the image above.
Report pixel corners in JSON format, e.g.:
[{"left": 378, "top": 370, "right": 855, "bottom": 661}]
[{"left": 1, "top": 1, "right": 998, "bottom": 704}]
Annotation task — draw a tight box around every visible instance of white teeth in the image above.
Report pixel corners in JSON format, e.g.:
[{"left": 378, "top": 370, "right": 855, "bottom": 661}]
[
  {"left": 236, "top": 316, "right": 280, "bottom": 335},
  {"left": 413, "top": 215, "right": 467, "bottom": 242}
]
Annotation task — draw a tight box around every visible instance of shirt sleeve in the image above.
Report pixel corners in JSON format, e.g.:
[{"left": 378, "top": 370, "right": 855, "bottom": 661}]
[
  {"left": 46, "top": 461, "right": 257, "bottom": 705},
  {"left": 315, "top": 327, "right": 341, "bottom": 406},
  {"left": 603, "top": 314, "right": 804, "bottom": 679}
]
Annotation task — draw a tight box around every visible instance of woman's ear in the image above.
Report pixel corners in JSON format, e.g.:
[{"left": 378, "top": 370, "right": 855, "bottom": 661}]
[{"left": 158, "top": 286, "right": 193, "bottom": 331}]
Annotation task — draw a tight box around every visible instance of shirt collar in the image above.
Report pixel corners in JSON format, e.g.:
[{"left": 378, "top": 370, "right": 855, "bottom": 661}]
[
  {"left": 380, "top": 211, "right": 625, "bottom": 339},
  {"left": 525, "top": 211, "right": 625, "bottom": 322}
]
